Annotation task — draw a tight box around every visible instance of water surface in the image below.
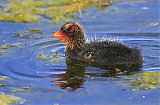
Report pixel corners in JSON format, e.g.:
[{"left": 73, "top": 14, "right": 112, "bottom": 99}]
[{"left": 0, "top": 0, "right": 159, "bottom": 105}]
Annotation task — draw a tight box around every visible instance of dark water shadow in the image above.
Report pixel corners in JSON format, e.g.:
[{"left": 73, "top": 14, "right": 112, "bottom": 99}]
[{"left": 51, "top": 58, "right": 142, "bottom": 90}]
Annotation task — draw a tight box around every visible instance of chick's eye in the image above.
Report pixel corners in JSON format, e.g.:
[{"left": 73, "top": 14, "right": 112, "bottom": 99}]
[{"left": 61, "top": 28, "right": 67, "bottom": 33}]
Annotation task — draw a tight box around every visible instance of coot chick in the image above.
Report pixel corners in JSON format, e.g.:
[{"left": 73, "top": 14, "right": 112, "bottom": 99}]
[{"left": 51, "top": 22, "right": 143, "bottom": 70}]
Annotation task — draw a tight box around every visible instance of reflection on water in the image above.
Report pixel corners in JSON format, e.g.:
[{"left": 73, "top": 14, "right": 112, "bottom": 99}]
[
  {"left": 52, "top": 64, "right": 85, "bottom": 90},
  {"left": 51, "top": 63, "right": 136, "bottom": 90}
]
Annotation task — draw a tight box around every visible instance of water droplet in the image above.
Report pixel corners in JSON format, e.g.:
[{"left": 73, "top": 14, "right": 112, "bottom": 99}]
[
  {"left": 142, "top": 95, "right": 146, "bottom": 98},
  {"left": 142, "top": 7, "right": 149, "bottom": 10}
]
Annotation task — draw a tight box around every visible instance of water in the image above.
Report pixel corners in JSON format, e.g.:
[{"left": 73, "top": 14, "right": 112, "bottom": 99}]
[{"left": 0, "top": 0, "right": 160, "bottom": 105}]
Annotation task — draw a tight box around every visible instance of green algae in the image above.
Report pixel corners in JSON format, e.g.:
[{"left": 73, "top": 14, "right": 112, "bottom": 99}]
[
  {"left": 0, "top": 43, "right": 22, "bottom": 55},
  {"left": 13, "top": 28, "right": 45, "bottom": 39},
  {"left": 36, "top": 53, "right": 48, "bottom": 60},
  {"left": 0, "top": 0, "right": 112, "bottom": 23},
  {"left": 0, "top": 93, "right": 22, "bottom": 105},
  {"left": 0, "top": 76, "right": 22, "bottom": 105},
  {"left": 126, "top": 72, "right": 160, "bottom": 90},
  {"left": 0, "top": 76, "right": 8, "bottom": 81},
  {"left": 37, "top": 52, "right": 64, "bottom": 63},
  {"left": 28, "top": 28, "right": 43, "bottom": 34},
  {"left": 0, "top": 43, "right": 22, "bottom": 49}
]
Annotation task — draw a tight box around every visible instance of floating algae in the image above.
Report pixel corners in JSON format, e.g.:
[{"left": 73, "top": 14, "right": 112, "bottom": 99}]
[
  {"left": 0, "top": 76, "right": 9, "bottom": 81},
  {"left": 0, "top": 43, "right": 22, "bottom": 49},
  {"left": 36, "top": 53, "right": 48, "bottom": 61},
  {"left": 37, "top": 52, "right": 64, "bottom": 63},
  {"left": 0, "top": 76, "right": 23, "bottom": 105},
  {"left": 0, "top": 43, "right": 22, "bottom": 55},
  {"left": 126, "top": 72, "right": 160, "bottom": 90},
  {"left": 0, "top": 93, "right": 22, "bottom": 105},
  {"left": 13, "top": 28, "right": 45, "bottom": 39},
  {"left": 0, "top": 0, "right": 112, "bottom": 23}
]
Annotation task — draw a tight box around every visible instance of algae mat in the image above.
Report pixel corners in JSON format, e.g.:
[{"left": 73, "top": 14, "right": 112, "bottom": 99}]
[
  {"left": 0, "top": 0, "right": 112, "bottom": 23},
  {"left": 0, "top": 76, "right": 22, "bottom": 105}
]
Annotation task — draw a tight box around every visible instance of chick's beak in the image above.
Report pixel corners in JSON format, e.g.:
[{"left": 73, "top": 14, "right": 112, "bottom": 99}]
[{"left": 51, "top": 31, "right": 64, "bottom": 38}]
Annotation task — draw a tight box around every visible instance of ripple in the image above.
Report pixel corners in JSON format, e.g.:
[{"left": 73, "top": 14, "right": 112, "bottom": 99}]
[
  {"left": 31, "top": 38, "right": 58, "bottom": 47},
  {"left": 37, "top": 43, "right": 64, "bottom": 51},
  {"left": 37, "top": 71, "right": 66, "bottom": 75},
  {"left": 0, "top": 33, "right": 159, "bottom": 85},
  {"left": 143, "top": 67, "right": 160, "bottom": 71},
  {"left": 0, "top": 38, "right": 67, "bottom": 81}
]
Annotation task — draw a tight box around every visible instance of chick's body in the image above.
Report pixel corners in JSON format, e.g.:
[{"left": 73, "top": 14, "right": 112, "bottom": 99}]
[{"left": 52, "top": 22, "right": 143, "bottom": 70}]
